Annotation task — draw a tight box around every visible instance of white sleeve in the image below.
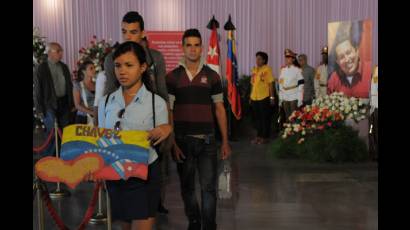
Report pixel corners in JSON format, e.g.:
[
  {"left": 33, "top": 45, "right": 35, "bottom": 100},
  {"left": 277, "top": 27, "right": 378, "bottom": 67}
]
[
  {"left": 314, "top": 67, "right": 320, "bottom": 99},
  {"left": 278, "top": 69, "right": 283, "bottom": 105},
  {"left": 94, "top": 72, "right": 107, "bottom": 106}
]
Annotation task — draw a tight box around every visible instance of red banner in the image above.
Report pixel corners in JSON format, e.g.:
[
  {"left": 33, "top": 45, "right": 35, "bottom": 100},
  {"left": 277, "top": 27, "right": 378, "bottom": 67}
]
[{"left": 145, "top": 31, "right": 184, "bottom": 73}]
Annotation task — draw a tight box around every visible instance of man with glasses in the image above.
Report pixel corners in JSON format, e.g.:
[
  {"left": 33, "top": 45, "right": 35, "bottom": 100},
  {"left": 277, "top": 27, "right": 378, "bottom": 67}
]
[{"left": 36, "top": 42, "right": 75, "bottom": 155}]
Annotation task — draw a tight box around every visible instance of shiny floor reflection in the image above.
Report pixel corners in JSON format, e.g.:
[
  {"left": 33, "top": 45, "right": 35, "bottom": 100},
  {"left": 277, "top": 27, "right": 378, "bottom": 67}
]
[{"left": 33, "top": 129, "right": 377, "bottom": 230}]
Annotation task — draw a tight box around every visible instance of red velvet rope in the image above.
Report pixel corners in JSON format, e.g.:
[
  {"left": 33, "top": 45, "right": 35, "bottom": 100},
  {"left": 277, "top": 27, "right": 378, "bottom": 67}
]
[
  {"left": 40, "top": 182, "right": 101, "bottom": 230},
  {"left": 41, "top": 187, "right": 68, "bottom": 230},
  {"left": 33, "top": 128, "right": 55, "bottom": 153},
  {"left": 76, "top": 182, "right": 101, "bottom": 230},
  {"left": 58, "top": 128, "right": 63, "bottom": 139}
]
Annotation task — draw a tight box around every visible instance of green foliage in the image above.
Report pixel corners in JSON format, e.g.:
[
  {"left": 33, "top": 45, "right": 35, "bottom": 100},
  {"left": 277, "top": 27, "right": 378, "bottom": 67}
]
[{"left": 271, "top": 124, "right": 368, "bottom": 163}]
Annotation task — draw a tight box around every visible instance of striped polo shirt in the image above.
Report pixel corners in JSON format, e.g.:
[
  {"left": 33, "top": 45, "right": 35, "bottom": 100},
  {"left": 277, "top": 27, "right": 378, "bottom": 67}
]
[{"left": 166, "top": 58, "right": 223, "bottom": 136}]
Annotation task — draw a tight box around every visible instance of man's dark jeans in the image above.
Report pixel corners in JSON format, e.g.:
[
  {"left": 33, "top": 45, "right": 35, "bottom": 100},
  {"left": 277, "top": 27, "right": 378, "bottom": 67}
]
[{"left": 176, "top": 135, "right": 218, "bottom": 230}]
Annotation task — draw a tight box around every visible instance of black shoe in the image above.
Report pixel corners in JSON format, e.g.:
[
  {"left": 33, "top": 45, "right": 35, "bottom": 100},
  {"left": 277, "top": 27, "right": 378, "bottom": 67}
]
[
  {"left": 158, "top": 203, "right": 169, "bottom": 214},
  {"left": 188, "top": 221, "right": 201, "bottom": 230}
]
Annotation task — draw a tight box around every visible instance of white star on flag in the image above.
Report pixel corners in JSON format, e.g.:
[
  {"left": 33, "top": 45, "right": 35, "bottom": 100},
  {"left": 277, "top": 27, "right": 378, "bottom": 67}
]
[{"left": 208, "top": 46, "right": 218, "bottom": 59}]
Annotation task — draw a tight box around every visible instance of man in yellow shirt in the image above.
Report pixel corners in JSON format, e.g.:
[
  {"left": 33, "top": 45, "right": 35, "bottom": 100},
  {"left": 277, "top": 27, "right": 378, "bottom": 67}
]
[{"left": 250, "top": 51, "right": 275, "bottom": 144}]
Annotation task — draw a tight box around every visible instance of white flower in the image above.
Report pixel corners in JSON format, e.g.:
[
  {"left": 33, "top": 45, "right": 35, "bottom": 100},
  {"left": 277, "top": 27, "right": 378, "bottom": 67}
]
[
  {"left": 352, "top": 105, "right": 358, "bottom": 111},
  {"left": 331, "top": 106, "right": 336, "bottom": 111},
  {"left": 344, "top": 107, "right": 351, "bottom": 114},
  {"left": 358, "top": 100, "right": 363, "bottom": 106},
  {"left": 98, "top": 43, "right": 103, "bottom": 48},
  {"left": 301, "top": 130, "right": 306, "bottom": 135},
  {"left": 340, "top": 106, "right": 345, "bottom": 111},
  {"left": 360, "top": 108, "right": 366, "bottom": 114},
  {"left": 354, "top": 111, "right": 358, "bottom": 115}
]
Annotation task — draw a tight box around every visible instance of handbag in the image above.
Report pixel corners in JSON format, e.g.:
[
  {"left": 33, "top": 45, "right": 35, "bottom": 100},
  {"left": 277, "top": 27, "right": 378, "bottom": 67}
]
[{"left": 217, "top": 158, "right": 232, "bottom": 199}]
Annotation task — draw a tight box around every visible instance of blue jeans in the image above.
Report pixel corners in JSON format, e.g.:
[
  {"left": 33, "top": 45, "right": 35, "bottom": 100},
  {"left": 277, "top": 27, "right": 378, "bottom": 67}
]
[
  {"left": 42, "top": 97, "right": 72, "bottom": 156},
  {"left": 176, "top": 135, "right": 217, "bottom": 230}
]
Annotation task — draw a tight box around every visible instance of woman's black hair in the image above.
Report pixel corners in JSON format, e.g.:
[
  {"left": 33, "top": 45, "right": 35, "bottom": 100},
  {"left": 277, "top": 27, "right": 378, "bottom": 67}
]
[
  {"left": 256, "top": 51, "right": 268, "bottom": 64},
  {"left": 77, "top": 60, "right": 94, "bottom": 82},
  {"left": 113, "top": 41, "right": 152, "bottom": 91}
]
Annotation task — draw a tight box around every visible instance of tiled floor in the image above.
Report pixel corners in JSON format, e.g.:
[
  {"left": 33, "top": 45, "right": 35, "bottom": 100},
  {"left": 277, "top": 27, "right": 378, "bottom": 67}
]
[{"left": 33, "top": 122, "right": 378, "bottom": 230}]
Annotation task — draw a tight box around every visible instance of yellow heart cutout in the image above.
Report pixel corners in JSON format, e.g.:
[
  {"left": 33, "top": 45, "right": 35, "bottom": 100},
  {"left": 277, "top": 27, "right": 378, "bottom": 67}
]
[{"left": 35, "top": 153, "right": 104, "bottom": 189}]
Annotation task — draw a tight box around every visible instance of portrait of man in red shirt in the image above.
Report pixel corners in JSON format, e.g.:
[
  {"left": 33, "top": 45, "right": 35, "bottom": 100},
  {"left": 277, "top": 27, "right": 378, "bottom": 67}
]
[{"left": 327, "top": 19, "right": 372, "bottom": 99}]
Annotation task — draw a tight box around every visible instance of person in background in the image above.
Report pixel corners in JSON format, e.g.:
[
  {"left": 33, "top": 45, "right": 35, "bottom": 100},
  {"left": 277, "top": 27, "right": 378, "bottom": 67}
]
[
  {"left": 369, "top": 65, "right": 378, "bottom": 161},
  {"left": 278, "top": 49, "right": 304, "bottom": 121},
  {"left": 297, "top": 54, "right": 315, "bottom": 106},
  {"left": 314, "top": 46, "right": 328, "bottom": 99},
  {"left": 250, "top": 51, "right": 275, "bottom": 144},
  {"left": 73, "top": 60, "right": 96, "bottom": 124},
  {"left": 36, "top": 42, "right": 75, "bottom": 155}
]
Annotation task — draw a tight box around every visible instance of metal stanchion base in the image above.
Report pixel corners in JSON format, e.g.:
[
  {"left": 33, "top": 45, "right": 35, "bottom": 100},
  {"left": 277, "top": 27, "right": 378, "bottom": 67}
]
[
  {"left": 49, "top": 188, "right": 71, "bottom": 199},
  {"left": 89, "top": 213, "right": 107, "bottom": 225}
]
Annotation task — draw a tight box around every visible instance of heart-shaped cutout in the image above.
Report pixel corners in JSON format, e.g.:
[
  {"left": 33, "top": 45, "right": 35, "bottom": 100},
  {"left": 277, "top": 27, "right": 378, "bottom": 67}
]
[{"left": 35, "top": 153, "right": 104, "bottom": 189}]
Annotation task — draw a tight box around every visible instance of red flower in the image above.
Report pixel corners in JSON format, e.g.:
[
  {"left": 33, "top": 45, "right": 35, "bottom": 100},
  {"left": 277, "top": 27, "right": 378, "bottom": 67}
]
[
  {"left": 317, "top": 125, "right": 325, "bottom": 130},
  {"left": 327, "top": 122, "right": 332, "bottom": 127}
]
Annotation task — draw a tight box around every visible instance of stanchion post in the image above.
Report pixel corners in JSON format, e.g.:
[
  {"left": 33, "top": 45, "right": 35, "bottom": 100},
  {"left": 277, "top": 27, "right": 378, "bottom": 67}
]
[
  {"left": 49, "top": 119, "right": 71, "bottom": 199},
  {"left": 36, "top": 179, "right": 45, "bottom": 230},
  {"left": 89, "top": 182, "right": 107, "bottom": 225},
  {"left": 104, "top": 181, "right": 112, "bottom": 230}
]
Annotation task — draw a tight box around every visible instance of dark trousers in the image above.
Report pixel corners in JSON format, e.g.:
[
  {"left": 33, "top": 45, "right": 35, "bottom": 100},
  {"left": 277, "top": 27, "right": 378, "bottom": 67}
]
[
  {"left": 369, "top": 108, "right": 378, "bottom": 160},
  {"left": 303, "top": 99, "right": 312, "bottom": 106},
  {"left": 282, "top": 100, "right": 298, "bottom": 122},
  {"left": 251, "top": 97, "right": 271, "bottom": 138},
  {"left": 43, "top": 96, "right": 73, "bottom": 156},
  {"left": 176, "top": 135, "right": 218, "bottom": 230}
]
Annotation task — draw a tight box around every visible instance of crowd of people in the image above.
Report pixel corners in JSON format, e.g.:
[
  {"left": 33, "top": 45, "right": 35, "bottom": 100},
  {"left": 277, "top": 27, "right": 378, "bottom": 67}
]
[
  {"left": 33, "top": 11, "right": 231, "bottom": 230},
  {"left": 33, "top": 10, "right": 378, "bottom": 230}
]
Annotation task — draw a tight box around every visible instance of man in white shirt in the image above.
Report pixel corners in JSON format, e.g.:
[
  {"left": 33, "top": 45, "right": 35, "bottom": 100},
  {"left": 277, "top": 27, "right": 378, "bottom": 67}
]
[{"left": 314, "top": 46, "right": 328, "bottom": 99}]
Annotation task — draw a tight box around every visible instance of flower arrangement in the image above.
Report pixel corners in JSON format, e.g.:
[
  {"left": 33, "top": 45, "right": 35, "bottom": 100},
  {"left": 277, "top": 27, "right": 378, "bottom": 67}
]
[
  {"left": 76, "top": 35, "right": 112, "bottom": 74},
  {"left": 33, "top": 27, "right": 47, "bottom": 64},
  {"left": 311, "top": 92, "right": 367, "bottom": 122},
  {"left": 281, "top": 92, "right": 368, "bottom": 143}
]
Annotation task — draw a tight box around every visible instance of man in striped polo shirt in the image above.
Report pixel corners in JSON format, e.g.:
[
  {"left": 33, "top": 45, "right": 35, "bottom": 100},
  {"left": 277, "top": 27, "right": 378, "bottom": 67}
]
[{"left": 166, "top": 28, "right": 231, "bottom": 230}]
